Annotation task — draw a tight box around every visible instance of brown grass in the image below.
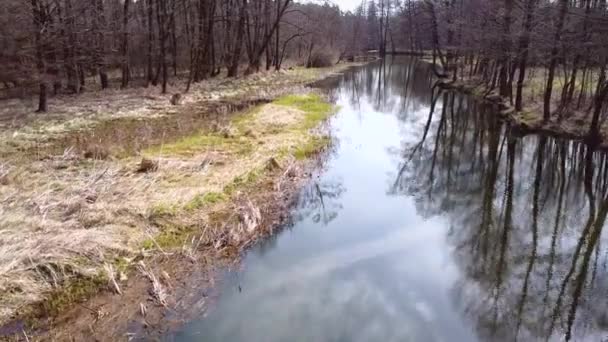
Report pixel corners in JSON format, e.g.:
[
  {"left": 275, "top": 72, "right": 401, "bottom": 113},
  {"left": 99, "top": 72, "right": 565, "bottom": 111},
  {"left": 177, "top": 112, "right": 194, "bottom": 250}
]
[{"left": 0, "top": 90, "right": 337, "bottom": 326}]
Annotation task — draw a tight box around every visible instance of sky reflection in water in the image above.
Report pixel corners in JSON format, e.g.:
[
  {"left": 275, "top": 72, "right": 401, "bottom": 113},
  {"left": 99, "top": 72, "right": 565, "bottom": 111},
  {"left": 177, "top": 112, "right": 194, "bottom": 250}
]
[{"left": 168, "top": 58, "right": 608, "bottom": 342}]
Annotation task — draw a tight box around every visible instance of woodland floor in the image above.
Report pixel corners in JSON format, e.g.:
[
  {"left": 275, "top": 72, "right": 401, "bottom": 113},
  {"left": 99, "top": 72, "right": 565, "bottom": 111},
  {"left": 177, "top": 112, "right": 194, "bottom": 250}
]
[{"left": 0, "top": 63, "right": 359, "bottom": 341}]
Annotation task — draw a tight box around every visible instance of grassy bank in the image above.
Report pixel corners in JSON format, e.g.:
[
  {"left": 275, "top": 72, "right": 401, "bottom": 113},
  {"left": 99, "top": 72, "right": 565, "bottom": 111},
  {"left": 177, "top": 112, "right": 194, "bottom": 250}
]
[
  {"left": 424, "top": 60, "right": 608, "bottom": 146},
  {"left": 0, "top": 62, "right": 349, "bottom": 338},
  {"left": 0, "top": 64, "right": 353, "bottom": 160}
]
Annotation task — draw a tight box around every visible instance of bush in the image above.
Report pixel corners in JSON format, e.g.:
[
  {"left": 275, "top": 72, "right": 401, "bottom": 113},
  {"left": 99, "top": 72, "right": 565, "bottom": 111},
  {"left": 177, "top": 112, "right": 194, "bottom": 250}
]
[{"left": 307, "top": 52, "right": 334, "bottom": 68}]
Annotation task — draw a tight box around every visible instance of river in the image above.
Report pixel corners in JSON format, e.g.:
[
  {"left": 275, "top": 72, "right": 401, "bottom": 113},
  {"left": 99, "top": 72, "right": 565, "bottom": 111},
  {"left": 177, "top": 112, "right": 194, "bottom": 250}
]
[{"left": 166, "top": 58, "right": 608, "bottom": 342}]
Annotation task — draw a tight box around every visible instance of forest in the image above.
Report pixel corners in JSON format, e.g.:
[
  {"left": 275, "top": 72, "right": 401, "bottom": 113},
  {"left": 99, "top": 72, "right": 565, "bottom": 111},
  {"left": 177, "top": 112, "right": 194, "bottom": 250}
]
[
  {"left": 2, "top": 0, "right": 608, "bottom": 142},
  {"left": 0, "top": 0, "right": 368, "bottom": 110},
  {"left": 411, "top": 0, "right": 608, "bottom": 144}
]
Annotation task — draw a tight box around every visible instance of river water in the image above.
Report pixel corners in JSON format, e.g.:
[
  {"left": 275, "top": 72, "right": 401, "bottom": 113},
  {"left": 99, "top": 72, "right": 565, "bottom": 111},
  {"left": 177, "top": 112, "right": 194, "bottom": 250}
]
[{"left": 167, "top": 58, "right": 608, "bottom": 341}]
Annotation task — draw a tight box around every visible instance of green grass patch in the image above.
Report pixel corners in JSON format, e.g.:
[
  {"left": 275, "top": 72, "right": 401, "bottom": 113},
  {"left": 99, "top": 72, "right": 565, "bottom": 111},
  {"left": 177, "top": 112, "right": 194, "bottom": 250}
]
[
  {"left": 151, "top": 191, "right": 228, "bottom": 220},
  {"left": 232, "top": 105, "right": 264, "bottom": 131},
  {"left": 274, "top": 94, "right": 336, "bottom": 130},
  {"left": 143, "top": 169, "right": 266, "bottom": 251},
  {"left": 112, "top": 257, "right": 131, "bottom": 274},
  {"left": 38, "top": 273, "right": 107, "bottom": 317},
  {"left": 223, "top": 168, "right": 264, "bottom": 196},
  {"left": 143, "top": 132, "right": 248, "bottom": 156},
  {"left": 142, "top": 224, "right": 197, "bottom": 250},
  {"left": 150, "top": 202, "right": 180, "bottom": 218},
  {"left": 293, "top": 136, "right": 331, "bottom": 160},
  {"left": 184, "top": 191, "right": 227, "bottom": 212}
]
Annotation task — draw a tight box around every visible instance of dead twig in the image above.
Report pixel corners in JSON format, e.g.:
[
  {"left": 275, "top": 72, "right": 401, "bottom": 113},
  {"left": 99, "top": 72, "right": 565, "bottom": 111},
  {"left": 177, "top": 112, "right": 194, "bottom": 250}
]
[
  {"left": 276, "top": 159, "right": 297, "bottom": 192},
  {"left": 104, "top": 263, "right": 122, "bottom": 295},
  {"left": 137, "top": 261, "right": 168, "bottom": 306},
  {"left": 22, "top": 329, "right": 30, "bottom": 342},
  {"left": 145, "top": 230, "right": 171, "bottom": 256}
]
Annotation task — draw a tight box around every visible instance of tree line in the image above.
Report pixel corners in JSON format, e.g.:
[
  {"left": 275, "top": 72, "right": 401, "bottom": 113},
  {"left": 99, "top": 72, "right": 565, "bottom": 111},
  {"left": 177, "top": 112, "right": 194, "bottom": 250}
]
[
  {"left": 391, "top": 0, "right": 608, "bottom": 143},
  {"left": 0, "top": 0, "right": 381, "bottom": 113},
  {"left": 12, "top": 0, "right": 608, "bottom": 142}
]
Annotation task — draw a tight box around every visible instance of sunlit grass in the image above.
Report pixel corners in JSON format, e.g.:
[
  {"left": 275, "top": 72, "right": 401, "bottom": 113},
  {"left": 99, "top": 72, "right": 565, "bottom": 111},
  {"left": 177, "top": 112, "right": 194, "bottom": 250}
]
[
  {"left": 142, "top": 224, "right": 197, "bottom": 250},
  {"left": 184, "top": 192, "right": 227, "bottom": 212},
  {"left": 274, "top": 94, "right": 337, "bottom": 130},
  {"left": 294, "top": 136, "right": 331, "bottom": 160},
  {"left": 143, "top": 132, "right": 251, "bottom": 157}
]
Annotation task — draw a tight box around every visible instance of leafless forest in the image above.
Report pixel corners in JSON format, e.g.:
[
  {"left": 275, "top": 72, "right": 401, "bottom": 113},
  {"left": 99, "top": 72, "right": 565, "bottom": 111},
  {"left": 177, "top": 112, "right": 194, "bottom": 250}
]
[
  {"left": 3, "top": 0, "right": 608, "bottom": 143},
  {"left": 0, "top": 0, "right": 380, "bottom": 111},
  {"left": 412, "top": 0, "right": 608, "bottom": 142}
]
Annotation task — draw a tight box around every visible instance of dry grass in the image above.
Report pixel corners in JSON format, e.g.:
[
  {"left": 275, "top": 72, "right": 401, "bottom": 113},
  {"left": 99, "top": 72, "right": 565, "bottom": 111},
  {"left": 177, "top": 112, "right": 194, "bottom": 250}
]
[
  {"left": 432, "top": 58, "right": 606, "bottom": 138},
  {"left": 0, "top": 91, "right": 336, "bottom": 324},
  {"left": 0, "top": 65, "right": 348, "bottom": 147},
  {"left": 137, "top": 261, "right": 168, "bottom": 307}
]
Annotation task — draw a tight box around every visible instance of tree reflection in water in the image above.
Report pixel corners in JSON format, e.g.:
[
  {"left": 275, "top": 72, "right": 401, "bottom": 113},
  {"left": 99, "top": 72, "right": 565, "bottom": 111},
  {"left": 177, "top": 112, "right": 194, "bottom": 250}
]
[
  {"left": 302, "top": 57, "right": 608, "bottom": 340},
  {"left": 381, "top": 66, "right": 608, "bottom": 340},
  {"left": 293, "top": 180, "right": 346, "bottom": 225}
]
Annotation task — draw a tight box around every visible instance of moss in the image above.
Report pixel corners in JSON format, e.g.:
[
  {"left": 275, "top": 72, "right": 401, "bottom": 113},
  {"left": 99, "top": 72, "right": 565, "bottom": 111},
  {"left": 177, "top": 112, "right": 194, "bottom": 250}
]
[
  {"left": 39, "top": 273, "right": 107, "bottom": 317},
  {"left": 142, "top": 224, "right": 197, "bottom": 250},
  {"left": 184, "top": 191, "right": 227, "bottom": 212},
  {"left": 150, "top": 202, "right": 180, "bottom": 218},
  {"left": 293, "top": 136, "right": 331, "bottom": 160},
  {"left": 223, "top": 168, "right": 263, "bottom": 196},
  {"left": 112, "top": 257, "right": 131, "bottom": 274}
]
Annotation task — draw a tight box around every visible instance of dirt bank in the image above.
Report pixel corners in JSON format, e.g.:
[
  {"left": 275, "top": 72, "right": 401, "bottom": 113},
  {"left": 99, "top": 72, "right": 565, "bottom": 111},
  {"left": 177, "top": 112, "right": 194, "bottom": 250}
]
[{"left": 0, "top": 64, "right": 360, "bottom": 341}]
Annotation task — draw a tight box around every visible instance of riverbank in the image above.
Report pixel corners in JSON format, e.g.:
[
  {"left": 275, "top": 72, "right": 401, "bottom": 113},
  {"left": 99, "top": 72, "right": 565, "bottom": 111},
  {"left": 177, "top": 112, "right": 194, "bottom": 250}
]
[
  {"left": 422, "top": 61, "right": 608, "bottom": 148},
  {"left": 0, "top": 64, "right": 358, "bottom": 340}
]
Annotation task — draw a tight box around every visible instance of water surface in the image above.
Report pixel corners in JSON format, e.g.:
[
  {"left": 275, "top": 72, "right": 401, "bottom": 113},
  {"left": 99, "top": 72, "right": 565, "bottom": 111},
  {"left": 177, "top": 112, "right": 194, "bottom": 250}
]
[{"left": 168, "top": 58, "right": 608, "bottom": 342}]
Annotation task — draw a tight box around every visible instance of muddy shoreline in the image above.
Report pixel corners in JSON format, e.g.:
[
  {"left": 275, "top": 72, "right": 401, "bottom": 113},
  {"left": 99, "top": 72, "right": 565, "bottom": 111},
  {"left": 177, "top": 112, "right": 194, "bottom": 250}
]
[
  {"left": 25, "top": 152, "right": 327, "bottom": 341},
  {"left": 0, "top": 63, "right": 363, "bottom": 341}
]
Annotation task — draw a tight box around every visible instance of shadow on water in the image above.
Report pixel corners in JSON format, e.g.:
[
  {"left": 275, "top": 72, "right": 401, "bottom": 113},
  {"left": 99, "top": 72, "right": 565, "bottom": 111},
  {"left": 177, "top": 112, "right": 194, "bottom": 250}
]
[{"left": 166, "top": 58, "right": 608, "bottom": 342}]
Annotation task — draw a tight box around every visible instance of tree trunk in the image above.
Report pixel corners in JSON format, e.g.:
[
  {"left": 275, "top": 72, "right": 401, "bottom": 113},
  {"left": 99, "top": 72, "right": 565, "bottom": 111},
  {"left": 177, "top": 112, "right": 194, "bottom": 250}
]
[
  {"left": 195, "top": 0, "right": 213, "bottom": 81},
  {"left": 543, "top": 0, "right": 568, "bottom": 121},
  {"left": 146, "top": 0, "right": 154, "bottom": 86},
  {"left": 61, "top": 0, "right": 80, "bottom": 94},
  {"left": 246, "top": 0, "right": 291, "bottom": 74},
  {"left": 31, "top": 0, "right": 48, "bottom": 112},
  {"left": 228, "top": 0, "right": 246, "bottom": 77},
  {"left": 171, "top": 0, "right": 178, "bottom": 76},
  {"left": 94, "top": 0, "right": 109, "bottom": 89},
  {"left": 157, "top": 0, "right": 168, "bottom": 93},
  {"left": 588, "top": 65, "right": 608, "bottom": 144},
  {"left": 563, "top": 0, "right": 591, "bottom": 108},
  {"left": 274, "top": 0, "right": 281, "bottom": 70},
  {"left": 499, "top": 0, "right": 513, "bottom": 98},
  {"left": 121, "top": 0, "right": 131, "bottom": 89},
  {"left": 515, "top": 0, "right": 537, "bottom": 111},
  {"left": 264, "top": 0, "right": 272, "bottom": 70},
  {"left": 425, "top": 1, "right": 447, "bottom": 77},
  {"left": 204, "top": 1, "right": 216, "bottom": 77}
]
